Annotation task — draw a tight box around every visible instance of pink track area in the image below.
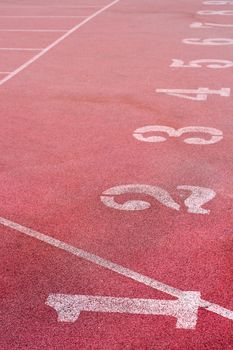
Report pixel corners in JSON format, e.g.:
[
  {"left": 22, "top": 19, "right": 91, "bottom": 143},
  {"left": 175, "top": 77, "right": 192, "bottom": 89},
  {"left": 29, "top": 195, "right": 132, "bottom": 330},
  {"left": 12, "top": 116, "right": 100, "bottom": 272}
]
[{"left": 0, "top": 0, "right": 233, "bottom": 349}]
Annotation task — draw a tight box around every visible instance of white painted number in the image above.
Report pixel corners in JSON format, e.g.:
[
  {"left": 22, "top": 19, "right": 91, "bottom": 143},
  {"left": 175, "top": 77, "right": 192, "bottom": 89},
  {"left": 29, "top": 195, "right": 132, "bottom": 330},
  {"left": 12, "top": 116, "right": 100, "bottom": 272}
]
[
  {"left": 156, "top": 87, "right": 230, "bottom": 100},
  {"left": 176, "top": 186, "right": 216, "bottom": 214},
  {"left": 101, "top": 184, "right": 216, "bottom": 214},
  {"left": 198, "top": 10, "right": 233, "bottom": 14},
  {"left": 171, "top": 59, "right": 233, "bottom": 69},
  {"left": 203, "top": 0, "right": 233, "bottom": 4},
  {"left": 101, "top": 184, "right": 180, "bottom": 211},
  {"left": 190, "top": 21, "right": 233, "bottom": 28},
  {"left": 46, "top": 292, "right": 201, "bottom": 329},
  {"left": 183, "top": 38, "right": 233, "bottom": 45},
  {"left": 133, "top": 126, "right": 223, "bottom": 145}
]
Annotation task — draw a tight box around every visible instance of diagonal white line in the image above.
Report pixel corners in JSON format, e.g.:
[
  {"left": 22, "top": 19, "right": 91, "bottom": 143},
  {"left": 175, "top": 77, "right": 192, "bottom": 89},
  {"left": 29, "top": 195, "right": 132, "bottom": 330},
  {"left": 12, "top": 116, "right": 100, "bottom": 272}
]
[
  {"left": 0, "top": 216, "right": 232, "bottom": 322},
  {"left": 0, "top": 0, "right": 120, "bottom": 87}
]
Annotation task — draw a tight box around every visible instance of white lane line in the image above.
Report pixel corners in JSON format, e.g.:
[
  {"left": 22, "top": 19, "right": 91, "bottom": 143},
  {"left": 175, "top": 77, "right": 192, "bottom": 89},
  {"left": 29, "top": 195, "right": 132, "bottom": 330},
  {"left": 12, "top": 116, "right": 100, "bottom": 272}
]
[
  {"left": 0, "top": 6, "right": 103, "bottom": 8},
  {"left": 0, "top": 16, "right": 87, "bottom": 18},
  {"left": 0, "top": 29, "right": 68, "bottom": 32},
  {"left": 0, "top": 71, "right": 11, "bottom": 73},
  {"left": 0, "top": 216, "right": 232, "bottom": 322},
  {"left": 0, "top": 48, "right": 43, "bottom": 51},
  {"left": 0, "top": 0, "right": 120, "bottom": 87}
]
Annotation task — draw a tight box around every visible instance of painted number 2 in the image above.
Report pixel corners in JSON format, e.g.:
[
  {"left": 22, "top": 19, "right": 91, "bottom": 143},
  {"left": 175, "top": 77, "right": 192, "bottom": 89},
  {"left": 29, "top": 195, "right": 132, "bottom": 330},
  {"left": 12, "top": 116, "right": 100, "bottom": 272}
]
[
  {"left": 133, "top": 126, "right": 223, "bottom": 145},
  {"left": 101, "top": 184, "right": 216, "bottom": 214}
]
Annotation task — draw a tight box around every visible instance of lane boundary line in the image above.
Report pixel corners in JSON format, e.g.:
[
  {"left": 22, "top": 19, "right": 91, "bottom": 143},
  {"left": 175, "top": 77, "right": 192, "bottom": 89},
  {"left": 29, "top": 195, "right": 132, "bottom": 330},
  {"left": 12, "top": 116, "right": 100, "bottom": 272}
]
[
  {"left": 0, "top": 48, "right": 43, "bottom": 51},
  {"left": 0, "top": 16, "right": 87, "bottom": 18},
  {"left": 0, "top": 29, "right": 68, "bottom": 32},
  {"left": 0, "top": 0, "right": 120, "bottom": 87},
  {"left": 0, "top": 216, "right": 232, "bottom": 322},
  {"left": 0, "top": 5, "right": 104, "bottom": 8}
]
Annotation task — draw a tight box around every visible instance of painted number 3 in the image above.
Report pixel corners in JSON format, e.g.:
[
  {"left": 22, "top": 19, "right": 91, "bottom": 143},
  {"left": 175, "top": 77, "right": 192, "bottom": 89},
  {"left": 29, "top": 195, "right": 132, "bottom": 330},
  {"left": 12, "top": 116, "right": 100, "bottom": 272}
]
[
  {"left": 133, "top": 126, "right": 223, "bottom": 145},
  {"left": 101, "top": 185, "right": 216, "bottom": 214}
]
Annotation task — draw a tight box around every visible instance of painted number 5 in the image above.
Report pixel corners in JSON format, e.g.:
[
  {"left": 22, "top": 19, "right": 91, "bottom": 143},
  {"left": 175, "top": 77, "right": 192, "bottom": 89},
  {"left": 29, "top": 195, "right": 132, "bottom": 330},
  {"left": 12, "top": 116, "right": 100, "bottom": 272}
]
[
  {"left": 101, "top": 184, "right": 216, "bottom": 214},
  {"left": 133, "top": 126, "right": 223, "bottom": 145},
  {"left": 170, "top": 59, "right": 233, "bottom": 69}
]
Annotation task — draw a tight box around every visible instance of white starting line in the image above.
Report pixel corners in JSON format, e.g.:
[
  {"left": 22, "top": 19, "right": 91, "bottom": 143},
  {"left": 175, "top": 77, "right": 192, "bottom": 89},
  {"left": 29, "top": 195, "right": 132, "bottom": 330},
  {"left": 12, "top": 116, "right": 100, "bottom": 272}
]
[{"left": 0, "top": 216, "right": 232, "bottom": 324}]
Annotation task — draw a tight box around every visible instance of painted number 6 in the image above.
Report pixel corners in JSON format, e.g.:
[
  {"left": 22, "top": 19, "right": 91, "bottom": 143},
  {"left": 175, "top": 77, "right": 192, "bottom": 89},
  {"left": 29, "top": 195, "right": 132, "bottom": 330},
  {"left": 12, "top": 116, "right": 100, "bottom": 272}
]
[
  {"left": 198, "top": 10, "right": 233, "bottom": 14},
  {"left": 190, "top": 21, "right": 233, "bottom": 28}
]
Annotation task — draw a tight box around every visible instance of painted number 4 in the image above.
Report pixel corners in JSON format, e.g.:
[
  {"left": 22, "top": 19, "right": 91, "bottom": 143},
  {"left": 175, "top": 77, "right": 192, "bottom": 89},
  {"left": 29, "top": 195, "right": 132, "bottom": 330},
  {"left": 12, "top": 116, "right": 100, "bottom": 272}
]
[
  {"left": 170, "top": 59, "right": 233, "bottom": 69},
  {"left": 156, "top": 87, "right": 230, "bottom": 100}
]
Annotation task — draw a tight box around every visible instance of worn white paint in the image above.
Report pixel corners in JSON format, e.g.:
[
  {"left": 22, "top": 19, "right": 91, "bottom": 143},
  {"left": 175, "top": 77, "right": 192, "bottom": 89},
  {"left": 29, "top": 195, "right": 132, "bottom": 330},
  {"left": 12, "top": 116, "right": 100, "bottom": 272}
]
[
  {"left": 182, "top": 38, "right": 233, "bottom": 45},
  {"left": 0, "top": 16, "right": 87, "bottom": 18},
  {"left": 0, "top": 0, "right": 120, "bottom": 87},
  {"left": 0, "top": 29, "right": 67, "bottom": 32},
  {"left": 198, "top": 10, "right": 233, "bottom": 14},
  {"left": 177, "top": 186, "right": 216, "bottom": 214},
  {"left": 203, "top": 1, "right": 233, "bottom": 4},
  {"left": 190, "top": 21, "right": 233, "bottom": 28},
  {"left": 0, "top": 5, "right": 101, "bottom": 8},
  {"left": 133, "top": 126, "right": 223, "bottom": 145},
  {"left": 46, "top": 292, "right": 201, "bottom": 329},
  {"left": 156, "top": 87, "right": 230, "bottom": 100},
  {"left": 0, "top": 216, "right": 232, "bottom": 321},
  {"left": 101, "top": 184, "right": 216, "bottom": 214},
  {"left": 101, "top": 184, "right": 180, "bottom": 211},
  {"left": 0, "top": 47, "right": 43, "bottom": 51},
  {"left": 170, "top": 59, "right": 233, "bottom": 69}
]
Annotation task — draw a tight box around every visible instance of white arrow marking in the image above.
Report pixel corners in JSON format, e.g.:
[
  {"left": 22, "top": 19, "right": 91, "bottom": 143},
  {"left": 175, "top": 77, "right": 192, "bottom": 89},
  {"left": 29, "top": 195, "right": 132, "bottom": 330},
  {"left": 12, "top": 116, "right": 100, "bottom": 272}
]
[{"left": 46, "top": 292, "right": 201, "bottom": 329}]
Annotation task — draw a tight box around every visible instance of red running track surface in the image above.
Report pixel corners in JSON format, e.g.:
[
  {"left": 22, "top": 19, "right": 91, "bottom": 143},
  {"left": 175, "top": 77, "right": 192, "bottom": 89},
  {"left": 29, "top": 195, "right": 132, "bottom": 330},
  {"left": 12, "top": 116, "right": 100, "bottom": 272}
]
[{"left": 0, "top": 0, "right": 233, "bottom": 349}]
